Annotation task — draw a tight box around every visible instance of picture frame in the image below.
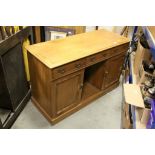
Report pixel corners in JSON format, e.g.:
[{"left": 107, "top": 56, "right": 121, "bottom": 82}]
[
  {"left": 44, "top": 26, "right": 75, "bottom": 41},
  {"left": 50, "top": 31, "right": 67, "bottom": 40}
]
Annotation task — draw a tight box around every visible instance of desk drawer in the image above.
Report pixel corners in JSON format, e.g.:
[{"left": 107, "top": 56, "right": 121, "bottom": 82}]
[
  {"left": 107, "top": 44, "right": 128, "bottom": 57},
  {"left": 86, "top": 52, "right": 108, "bottom": 66},
  {"left": 52, "top": 59, "right": 86, "bottom": 79}
]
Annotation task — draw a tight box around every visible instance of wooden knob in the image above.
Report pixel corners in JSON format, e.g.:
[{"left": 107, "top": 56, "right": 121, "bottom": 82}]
[
  {"left": 102, "top": 53, "right": 107, "bottom": 57},
  {"left": 105, "top": 71, "right": 108, "bottom": 74},
  {"left": 75, "top": 64, "right": 81, "bottom": 68},
  {"left": 58, "top": 68, "right": 65, "bottom": 74},
  {"left": 90, "top": 57, "right": 95, "bottom": 62}
]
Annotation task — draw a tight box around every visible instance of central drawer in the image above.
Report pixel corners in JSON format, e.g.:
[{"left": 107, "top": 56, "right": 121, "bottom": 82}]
[
  {"left": 86, "top": 51, "right": 108, "bottom": 66},
  {"left": 52, "top": 58, "right": 86, "bottom": 80}
]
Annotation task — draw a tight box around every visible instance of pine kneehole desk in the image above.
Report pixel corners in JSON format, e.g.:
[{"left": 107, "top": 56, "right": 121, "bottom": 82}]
[{"left": 26, "top": 29, "right": 130, "bottom": 124}]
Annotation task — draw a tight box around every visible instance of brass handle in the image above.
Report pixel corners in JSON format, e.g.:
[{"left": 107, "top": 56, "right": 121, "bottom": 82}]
[
  {"left": 102, "top": 53, "right": 107, "bottom": 57},
  {"left": 75, "top": 63, "right": 81, "bottom": 68},
  {"left": 90, "top": 57, "right": 96, "bottom": 62},
  {"left": 58, "top": 68, "right": 65, "bottom": 74}
]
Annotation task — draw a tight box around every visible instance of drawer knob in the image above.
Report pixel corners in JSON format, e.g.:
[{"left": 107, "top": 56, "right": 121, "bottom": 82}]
[
  {"left": 102, "top": 53, "right": 107, "bottom": 57},
  {"left": 75, "top": 63, "right": 81, "bottom": 68},
  {"left": 58, "top": 68, "right": 65, "bottom": 74},
  {"left": 90, "top": 57, "right": 95, "bottom": 62}
]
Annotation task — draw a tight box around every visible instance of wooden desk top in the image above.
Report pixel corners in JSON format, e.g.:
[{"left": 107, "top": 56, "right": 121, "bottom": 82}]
[{"left": 26, "top": 29, "right": 130, "bottom": 69}]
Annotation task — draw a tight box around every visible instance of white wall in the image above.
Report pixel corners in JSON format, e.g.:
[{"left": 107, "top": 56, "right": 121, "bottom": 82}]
[
  {"left": 86, "top": 26, "right": 133, "bottom": 39},
  {"left": 98, "top": 26, "right": 114, "bottom": 32},
  {"left": 86, "top": 26, "right": 124, "bottom": 35},
  {"left": 85, "top": 26, "right": 96, "bottom": 32}
]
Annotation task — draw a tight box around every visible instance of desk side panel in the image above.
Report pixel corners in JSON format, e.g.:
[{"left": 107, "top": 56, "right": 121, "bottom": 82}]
[{"left": 28, "top": 53, "right": 52, "bottom": 116}]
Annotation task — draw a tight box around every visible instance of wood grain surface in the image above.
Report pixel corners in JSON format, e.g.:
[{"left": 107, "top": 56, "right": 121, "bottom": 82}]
[{"left": 26, "top": 29, "right": 130, "bottom": 69}]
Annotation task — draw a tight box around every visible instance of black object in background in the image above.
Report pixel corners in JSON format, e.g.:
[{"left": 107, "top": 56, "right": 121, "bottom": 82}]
[
  {"left": 0, "top": 43, "right": 29, "bottom": 110},
  {"left": 0, "top": 27, "right": 33, "bottom": 128},
  {"left": 140, "top": 33, "right": 150, "bottom": 49}
]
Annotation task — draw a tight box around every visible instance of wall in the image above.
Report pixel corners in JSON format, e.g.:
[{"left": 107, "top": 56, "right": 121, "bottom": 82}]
[
  {"left": 86, "top": 26, "right": 124, "bottom": 35},
  {"left": 53, "top": 26, "right": 85, "bottom": 34},
  {"left": 86, "top": 26, "right": 134, "bottom": 39}
]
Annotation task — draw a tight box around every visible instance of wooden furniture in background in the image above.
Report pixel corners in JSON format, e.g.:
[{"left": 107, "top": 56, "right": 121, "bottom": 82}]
[
  {"left": 27, "top": 29, "right": 129, "bottom": 124},
  {"left": 0, "top": 27, "right": 33, "bottom": 128},
  {"left": 120, "top": 26, "right": 131, "bottom": 38},
  {"left": 55, "top": 26, "right": 86, "bottom": 34},
  {"left": 33, "top": 26, "right": 86, "bottom": 43},
  {"left": 0, "top": 26, "right": 16, "bottom": 41},
  {"left": 33, "top": 26, "right": 42, "bottom": 43},
  {"left": 0, "top": 27, "right": 5, "bottom": 40}
]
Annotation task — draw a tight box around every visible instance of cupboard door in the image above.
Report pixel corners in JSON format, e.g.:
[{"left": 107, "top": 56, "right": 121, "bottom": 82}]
[
  {"left": 51, "top": 70, "right": 84, "bottom": 116},
  {"left": 103, "top": 54, "right": 125, "bottom": 89}
]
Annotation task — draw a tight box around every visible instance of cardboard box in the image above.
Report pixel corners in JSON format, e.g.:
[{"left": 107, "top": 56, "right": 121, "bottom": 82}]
[
  {"left": 124, "top": 84, "right": 144, "bottom": 108},
  {"left": 148, "top": 27, "right": 155, "bottom": 40},
  {"left": 122, "top": 102, "right": 132, "bottom": 129},
  {"left": 123, "top": 84, "right": 151, "bottom": 126},
  {"left": 137, "top": 107, "right": 151, "bottom": 124},
  {"left": 134, "top": 41, "right": 152, "bottom": 75}
]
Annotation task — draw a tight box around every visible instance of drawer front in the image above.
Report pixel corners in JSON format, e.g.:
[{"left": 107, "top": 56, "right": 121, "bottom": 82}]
[
  {"left": 107, "top": 44, "right": 128, "bottom": 58},
  {"left": 52, "top": 43, "right": 128, "bottom": 80},
  {"left": 86, "top": 44, "right": 128, "bottom": 66},
  {"left": 86, "top": 51, "right": 108, "bottom": 66},
  {"left": 52, "top": 59, "right": 86, "bottom": 79}
]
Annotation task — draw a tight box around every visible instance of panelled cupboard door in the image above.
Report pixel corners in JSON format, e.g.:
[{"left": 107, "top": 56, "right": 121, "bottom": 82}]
[
  {"left": 51, "top": 70, "right": 84, "bottom": 116},
  {"left": 103, "top": 54, "right": 125, "bottom": 89}
]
